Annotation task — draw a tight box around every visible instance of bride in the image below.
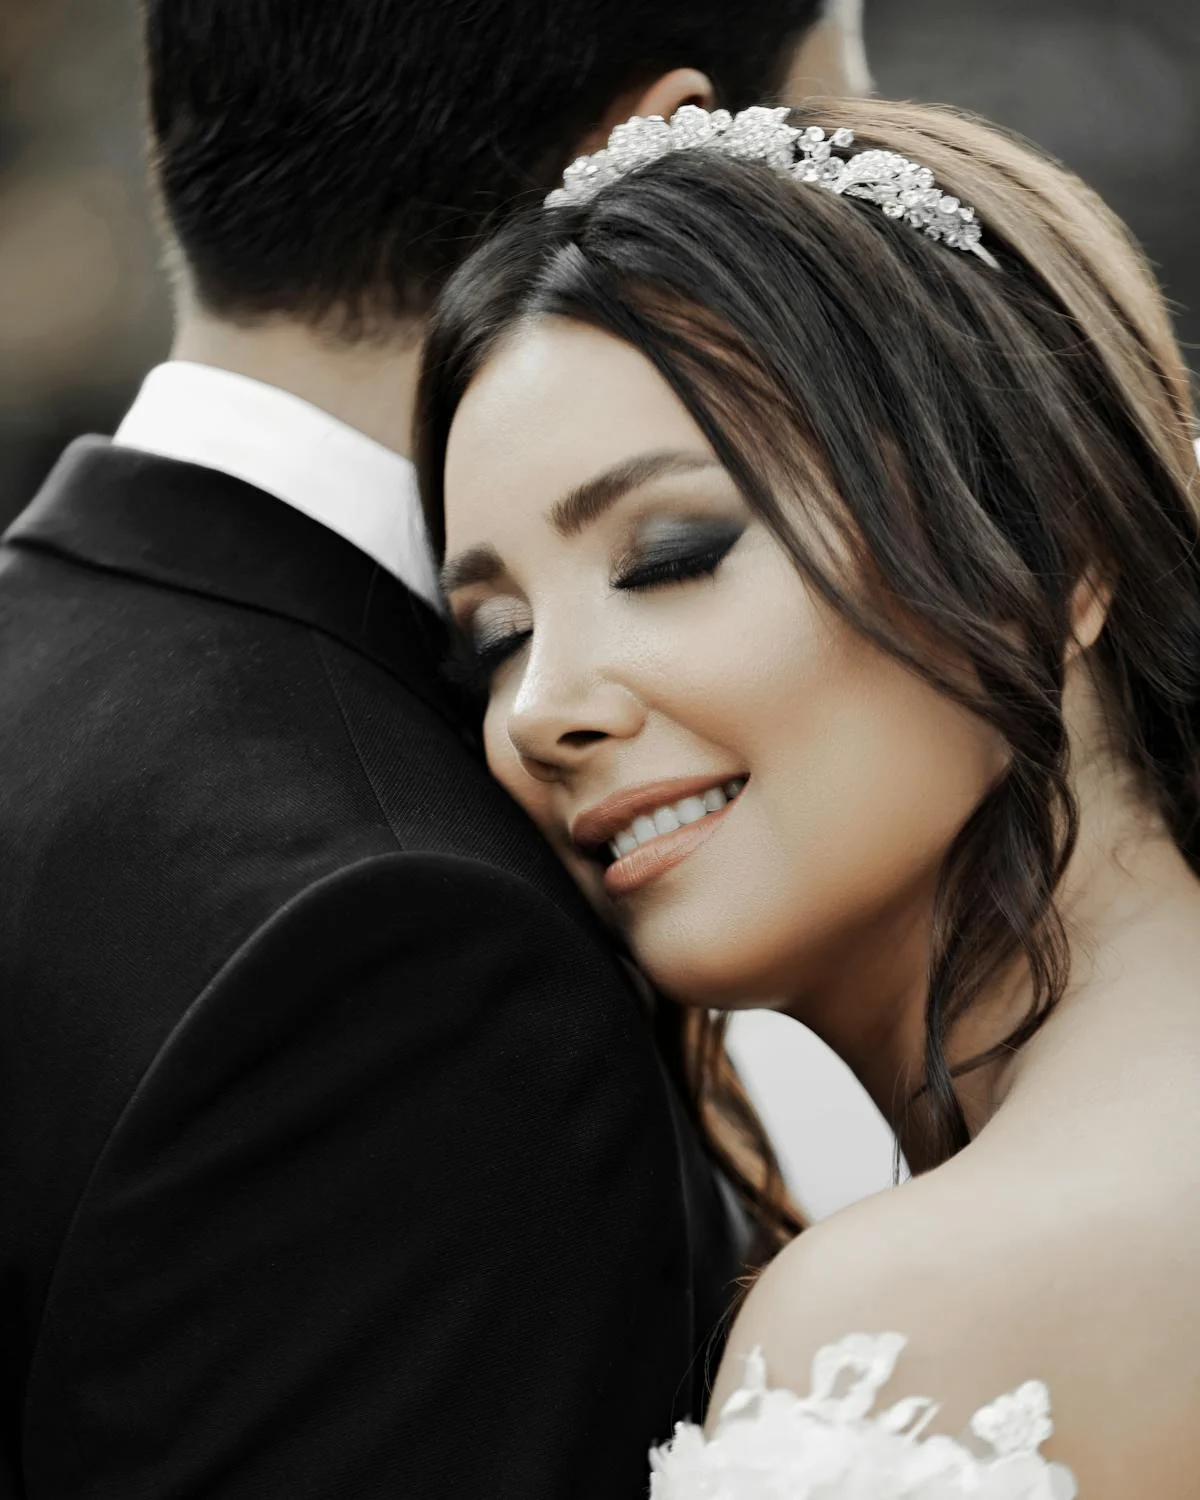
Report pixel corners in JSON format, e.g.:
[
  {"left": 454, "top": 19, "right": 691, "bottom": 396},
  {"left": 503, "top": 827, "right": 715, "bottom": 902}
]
[{"left": 417, "top": 98, "right": 1200, "bottom": 1495}]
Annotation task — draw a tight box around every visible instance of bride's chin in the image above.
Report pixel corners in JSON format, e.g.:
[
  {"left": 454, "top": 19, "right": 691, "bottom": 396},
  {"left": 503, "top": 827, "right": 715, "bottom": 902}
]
[
  {"left": 620, "top": 899, "right": 831, "bottom": 1012},
  {"left": 630, "top": 937, "right": 778, "bottom": 1011}
]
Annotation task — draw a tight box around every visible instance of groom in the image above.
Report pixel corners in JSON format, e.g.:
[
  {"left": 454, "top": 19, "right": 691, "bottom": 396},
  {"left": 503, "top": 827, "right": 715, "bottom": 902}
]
[{"left": 0, "top": 3, "right": 864, "bottom": 1495}]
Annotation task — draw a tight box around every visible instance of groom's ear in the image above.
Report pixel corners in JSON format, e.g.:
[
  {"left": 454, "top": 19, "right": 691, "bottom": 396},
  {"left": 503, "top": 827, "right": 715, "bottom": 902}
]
[
  {"left": 573, "top": 68, "right": 717, "bottom": 157},
  {"left": 627, "top": 68, "right": 718, "bottom": 123}
]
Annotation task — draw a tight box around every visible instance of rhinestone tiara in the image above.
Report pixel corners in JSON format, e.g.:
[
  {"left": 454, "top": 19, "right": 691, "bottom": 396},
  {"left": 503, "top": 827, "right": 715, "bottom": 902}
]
[{"left": 546, "top": 104, "right": 999, "bottom": 271}]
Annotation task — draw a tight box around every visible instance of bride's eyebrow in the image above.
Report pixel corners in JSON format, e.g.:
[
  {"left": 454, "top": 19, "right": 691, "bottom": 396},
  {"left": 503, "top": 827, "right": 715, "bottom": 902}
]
[
  {"left": 550, "top": 450, "right": 720, "bottom": 538},
  {"left": 440, "top": 450, "right": 720, "bottom": 596},
  {"left": 440, "top": 544, "right": 504, "bottom": 596}
]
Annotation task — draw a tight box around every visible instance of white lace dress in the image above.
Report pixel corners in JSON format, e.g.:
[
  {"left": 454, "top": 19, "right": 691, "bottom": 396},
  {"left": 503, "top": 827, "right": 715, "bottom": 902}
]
[{"left": 649, "top": 1334, "right": 1077, "bottom": 1498}]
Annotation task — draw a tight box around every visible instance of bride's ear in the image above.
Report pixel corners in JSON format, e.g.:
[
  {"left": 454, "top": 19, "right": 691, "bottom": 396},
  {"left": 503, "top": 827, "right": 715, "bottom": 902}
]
[
  {"left": 1066, "top": 567, "right": 1114, "bottom": 661},
  {"left": 574, "top": 68, "right": 716, "bottom": 157}
]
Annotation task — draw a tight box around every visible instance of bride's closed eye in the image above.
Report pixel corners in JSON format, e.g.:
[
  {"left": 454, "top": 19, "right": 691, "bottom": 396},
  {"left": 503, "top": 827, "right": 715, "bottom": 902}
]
[
  {"left": 446, "top": 610, "right": 532, "bottom": 696},
  {"left": 449, "top": 516, "right": 746, "bottom": 695},
  {"left": 612, "top": 517, "right": 745, "bottom": 592}
]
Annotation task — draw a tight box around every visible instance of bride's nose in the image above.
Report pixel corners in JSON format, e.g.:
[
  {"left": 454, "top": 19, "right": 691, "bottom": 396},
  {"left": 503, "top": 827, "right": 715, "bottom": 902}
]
[{"left": 505, "top": 637, "right": 645, "bottom": 781}]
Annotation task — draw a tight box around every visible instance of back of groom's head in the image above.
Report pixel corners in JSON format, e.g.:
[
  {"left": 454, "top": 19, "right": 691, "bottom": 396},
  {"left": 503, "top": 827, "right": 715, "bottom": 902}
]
[{"left": 142, "top": 0, "right": 832, "bottom": 336}]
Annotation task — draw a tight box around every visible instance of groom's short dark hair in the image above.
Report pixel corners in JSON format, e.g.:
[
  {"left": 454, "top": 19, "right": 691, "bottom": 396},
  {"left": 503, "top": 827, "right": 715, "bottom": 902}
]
[{"left": 142, "top": 0, "right": 822, "bottom": 332}]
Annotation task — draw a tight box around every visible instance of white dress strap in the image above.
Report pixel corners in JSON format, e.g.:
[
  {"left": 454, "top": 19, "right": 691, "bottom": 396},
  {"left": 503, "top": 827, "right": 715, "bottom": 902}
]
[{"left": 649, "top": 1332, "right": 1077, "bottom": 1498}]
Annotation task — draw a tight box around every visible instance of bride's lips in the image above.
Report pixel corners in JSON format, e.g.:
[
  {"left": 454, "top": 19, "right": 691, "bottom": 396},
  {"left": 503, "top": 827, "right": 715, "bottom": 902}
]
[
  {"left": 570, "top": 773, "right": 748, "bottom": 899},
  {"left": 602, "top": 805, "right": 736, "bottom": 896}
]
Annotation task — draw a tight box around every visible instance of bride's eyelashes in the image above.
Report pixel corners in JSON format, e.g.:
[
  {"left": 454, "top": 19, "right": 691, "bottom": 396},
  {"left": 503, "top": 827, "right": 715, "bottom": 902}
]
[
  {"left": 611, "top": 518, "right": 745, "bottom": 593},
  {"left": 449, "top": 517, "right": 746, "bottom": 693},
  {"left": 445, "top": 621, "right": 532, "bottom": 696}
]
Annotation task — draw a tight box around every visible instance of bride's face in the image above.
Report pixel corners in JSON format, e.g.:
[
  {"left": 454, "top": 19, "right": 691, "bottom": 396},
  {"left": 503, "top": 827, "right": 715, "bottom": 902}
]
[{"left": 442, "top": 319, "right": 1005, "bottom": 1020}]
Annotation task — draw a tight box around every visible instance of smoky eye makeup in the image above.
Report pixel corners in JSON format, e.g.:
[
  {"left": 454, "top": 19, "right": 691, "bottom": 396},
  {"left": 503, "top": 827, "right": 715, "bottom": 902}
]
[
  {"left": 611, "top": 515, "right": 747, "bottom": 593},
  {"left": 445, "top": 595, "right": 532, "bottom": 694},
  {"left": 445, "top": 504, "right": 748, "bottom": 694}
]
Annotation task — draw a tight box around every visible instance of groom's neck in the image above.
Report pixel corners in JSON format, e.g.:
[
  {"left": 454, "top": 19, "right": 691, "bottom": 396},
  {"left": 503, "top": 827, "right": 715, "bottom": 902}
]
[{"left": 171, "top": 306, "right": 425, "bottom": 460}]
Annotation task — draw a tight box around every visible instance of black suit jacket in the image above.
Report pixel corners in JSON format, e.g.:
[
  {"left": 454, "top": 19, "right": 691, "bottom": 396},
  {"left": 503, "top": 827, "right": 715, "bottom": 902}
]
[{"left": 0, "top": 439, "right": 744, "bottom": 1499}]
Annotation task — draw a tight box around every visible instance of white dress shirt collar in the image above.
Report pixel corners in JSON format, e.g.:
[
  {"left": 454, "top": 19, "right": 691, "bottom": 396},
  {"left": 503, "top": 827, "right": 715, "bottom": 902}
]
[{"left": 114, "top": 361, "right": 441, "bottom": 610}]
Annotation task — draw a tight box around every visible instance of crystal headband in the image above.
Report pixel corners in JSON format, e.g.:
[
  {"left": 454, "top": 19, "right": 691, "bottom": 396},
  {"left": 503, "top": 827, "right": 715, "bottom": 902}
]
[{"left": 546, "top": 105, "right": 999, "bottom": 271}]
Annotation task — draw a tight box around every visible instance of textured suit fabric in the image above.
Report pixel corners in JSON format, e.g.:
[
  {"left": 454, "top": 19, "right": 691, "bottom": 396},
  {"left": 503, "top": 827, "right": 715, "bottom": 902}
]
[{"left": 0, "top": 440, "right": 743, "bottom": 1499}]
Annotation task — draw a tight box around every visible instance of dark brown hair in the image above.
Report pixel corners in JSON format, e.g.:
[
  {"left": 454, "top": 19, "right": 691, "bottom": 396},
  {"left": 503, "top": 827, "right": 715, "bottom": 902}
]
[
  {"left": 417, "top": 99, "right": 1200, "bottom": 1241},
  {"left": 141, "top": 0, "right": 820, "bottom": 330}
]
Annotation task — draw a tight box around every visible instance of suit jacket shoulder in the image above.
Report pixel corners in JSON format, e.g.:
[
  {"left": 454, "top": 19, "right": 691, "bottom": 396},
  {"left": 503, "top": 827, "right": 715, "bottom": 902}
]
[
  {"left": 23, "top": 854, "right": 702, "bottom": 1497},
  {"left": 0, "top": 441, "right": 743, "bottom": 1497}
]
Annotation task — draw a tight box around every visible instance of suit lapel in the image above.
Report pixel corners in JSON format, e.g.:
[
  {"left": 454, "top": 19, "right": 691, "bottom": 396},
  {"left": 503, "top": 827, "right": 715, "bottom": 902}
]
[{"left": 5, "top": 438, "right": 463, "bottom": 730}]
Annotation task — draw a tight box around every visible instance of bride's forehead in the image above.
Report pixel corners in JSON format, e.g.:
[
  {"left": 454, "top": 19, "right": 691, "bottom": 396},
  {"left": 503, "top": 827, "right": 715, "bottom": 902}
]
[
  {"left": 457, "top": 320, "right": 676, "bottom": 427},
  {"left": 445, "top": 323, "right": 706, "bottom": 508}
]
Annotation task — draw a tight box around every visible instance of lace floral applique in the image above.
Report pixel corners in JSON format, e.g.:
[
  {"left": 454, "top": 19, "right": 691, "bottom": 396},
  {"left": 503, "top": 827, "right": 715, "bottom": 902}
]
[{"left": 649, "top": 1333, "right": 1077, "bottom": 1498}]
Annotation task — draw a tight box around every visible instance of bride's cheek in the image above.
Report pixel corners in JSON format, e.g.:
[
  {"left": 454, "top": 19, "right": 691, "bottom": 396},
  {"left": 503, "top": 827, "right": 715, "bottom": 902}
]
[{"left": 483, "top": 707, "right": 524, "bottom": 803}]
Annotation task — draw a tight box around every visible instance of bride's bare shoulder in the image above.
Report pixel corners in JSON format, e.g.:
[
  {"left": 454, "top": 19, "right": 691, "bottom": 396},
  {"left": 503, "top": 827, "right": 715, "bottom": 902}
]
[
  {"left": 714, "top": 1152, "right": 1200, "bottom": 1495},
  {"left": 715, "top": 1164, "right": 1030, "bottom": 1422}
]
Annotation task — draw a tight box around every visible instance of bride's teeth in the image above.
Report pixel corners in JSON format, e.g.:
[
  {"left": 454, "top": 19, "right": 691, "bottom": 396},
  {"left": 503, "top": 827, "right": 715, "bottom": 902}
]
[
  {"left": 606, "top": 779, "right": 748, "bottom": 862},
  {"left": 653, "top": 806, "right": 681, "bottom": 835},
  {"left": 675, "top": 796, "right": 709, "bottom": 825}
]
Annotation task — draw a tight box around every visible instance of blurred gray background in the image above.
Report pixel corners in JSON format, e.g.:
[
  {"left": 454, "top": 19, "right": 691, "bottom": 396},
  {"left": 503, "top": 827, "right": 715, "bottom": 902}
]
[
  {"left": 2, "top": 0, "right": 1197, "bottom": 1217},
  {"left": 1, "top": 0, "right": 1196, "bottom": 531}
]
